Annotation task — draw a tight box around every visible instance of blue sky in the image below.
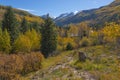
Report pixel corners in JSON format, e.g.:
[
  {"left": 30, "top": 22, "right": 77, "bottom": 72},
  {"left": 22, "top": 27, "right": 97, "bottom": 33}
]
[{"left": 0, "top": 0, "right": 114, "bottom": 17}]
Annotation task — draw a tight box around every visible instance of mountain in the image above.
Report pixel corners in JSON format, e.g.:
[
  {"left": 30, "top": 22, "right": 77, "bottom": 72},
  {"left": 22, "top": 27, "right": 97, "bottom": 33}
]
[
  {"left": 41, "top": 11, "right": 78, "bottom": 21},
  {"left": 54, "top": 11, "right": 78, "bottom": 23},
  {"left": 41, "top": 14, "right": 56, "bottom": 19},
  {"left": 0, "top": 5, "right": 44, "bottom": 24},
  {"left": 54, "top": 0, "right": 120, "bottom": 27}
]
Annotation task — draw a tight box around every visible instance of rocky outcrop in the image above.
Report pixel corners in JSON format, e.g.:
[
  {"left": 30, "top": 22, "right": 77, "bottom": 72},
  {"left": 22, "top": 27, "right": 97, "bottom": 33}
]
[{"left": 78, "top": 52, "right": 87, "bottom": 62}]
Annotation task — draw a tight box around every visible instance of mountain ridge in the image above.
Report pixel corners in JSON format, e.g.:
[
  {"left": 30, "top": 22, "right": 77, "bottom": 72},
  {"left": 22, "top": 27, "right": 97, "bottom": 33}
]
[
  {"left": 54, "top": 0, "right": 120, "bottom": 27},
  {"left": 1, "top": 0, "right": 120, "bottom": 28}
]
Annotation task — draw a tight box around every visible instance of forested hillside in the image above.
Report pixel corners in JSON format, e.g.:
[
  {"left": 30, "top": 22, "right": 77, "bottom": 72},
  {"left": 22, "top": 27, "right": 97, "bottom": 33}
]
[{"left": 0, "top": 5, "right": 44, "bottom": 28}]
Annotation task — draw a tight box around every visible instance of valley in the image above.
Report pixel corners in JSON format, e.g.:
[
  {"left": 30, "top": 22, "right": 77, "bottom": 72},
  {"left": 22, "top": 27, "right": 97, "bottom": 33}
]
[{"left": 0, "top": 0, "right": 120, "bottom": 80}]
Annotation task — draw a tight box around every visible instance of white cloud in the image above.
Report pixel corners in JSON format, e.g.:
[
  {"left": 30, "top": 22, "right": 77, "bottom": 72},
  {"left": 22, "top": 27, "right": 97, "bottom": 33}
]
[{"left": 17, "top": 8, "right": 36, "bottom": 12}]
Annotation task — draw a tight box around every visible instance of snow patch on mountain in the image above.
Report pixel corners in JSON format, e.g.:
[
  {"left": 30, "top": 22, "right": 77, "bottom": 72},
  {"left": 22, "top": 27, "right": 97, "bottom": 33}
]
[{"left": 74, "top": 11, "right": 78, "bottom": 15}]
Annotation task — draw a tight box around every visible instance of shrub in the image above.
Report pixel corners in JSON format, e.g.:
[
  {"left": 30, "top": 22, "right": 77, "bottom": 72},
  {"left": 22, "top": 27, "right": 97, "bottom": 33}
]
[
  {"left": 25, "top": 29, "right": 41, "bottom": 51},
  {"left": 13, "top": 34, "right": 31, "bottom": 53},
  {"left": 0, "top": 52, "right": 43, "bottom": 79},
  {"left": 21, "top": 52, "right": 43, "bottom": 74},
  {"left": 57, "top": 36, "right": 76, "bottom": 50},
  {"left": 66, "top": 43, "right": 73, "bottom": 50},
  {"left": 0, "top": 29, "right": 11, "bottom": 54},
  {"left": 80, "top": 37, "right": 90, "bottom": 47},
  {"left": 90, "top": 31, "right": 100, "bottom": 46},
  {"left": 13, "top": 29, "right": 41, "bottom": 53},
  {"left": 102, "top": 23, "right": 120, "bottom": 44},
  {"left": 74, "top": 60, "right": 104, "bottom": 71}
]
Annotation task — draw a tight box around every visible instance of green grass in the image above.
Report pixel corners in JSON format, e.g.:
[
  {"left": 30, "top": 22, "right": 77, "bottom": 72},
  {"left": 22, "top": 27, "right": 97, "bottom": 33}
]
[
  {"left": 71, "top": 45, "right": 120, "bottom": 80},
  {"left": 72, "top": 60, "right": 106, "bottom": 71},
  {"left": 42, "top": 50, "right": 73, "bottom": 69}
]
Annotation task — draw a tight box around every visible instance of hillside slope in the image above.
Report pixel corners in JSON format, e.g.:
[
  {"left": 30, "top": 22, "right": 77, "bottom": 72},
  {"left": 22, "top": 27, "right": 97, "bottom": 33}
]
[
  {"left": 55, "top": 0, "right": 120, "bottom": 27},
  {"left": 0, "top": 5, "right": 44, "bottom": 24},
  {"left": 22, "top": 45, "right": 120, "bottom": 80}
]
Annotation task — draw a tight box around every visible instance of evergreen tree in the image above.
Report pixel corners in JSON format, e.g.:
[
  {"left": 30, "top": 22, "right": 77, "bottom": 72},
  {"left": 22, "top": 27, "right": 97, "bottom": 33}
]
[
  {"left": 2, "top": 6, "right": 19, "bottom": 44},
  {"left": 32, "top": 22, "right": 41, "bottom": 33},
  {"left": 66, "top": 43, "right": 73, "bottom": 50},
  {"left": 41, "top": 15, "right": 57, "bottom": 58},
  {"left": 20, "top": 17, "right": 29, "bottom": 33}
]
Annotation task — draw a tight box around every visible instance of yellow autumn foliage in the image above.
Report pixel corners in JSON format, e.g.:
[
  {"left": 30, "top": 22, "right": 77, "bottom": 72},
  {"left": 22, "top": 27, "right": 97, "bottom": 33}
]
[
  {"left": 13, "top": 34, "right": 31, "bottom": 53},
  {"left": 13, "top": 29, "right": 41, "bottom": 53},
  {"left": 57, "top": 36, "right": 76, "bottom": 50},
  {"left": 25, "top": 29, "right": 41, "bottom": 51},
  {"left": 0, "top": 29, "right": 11, "bottom": 54},
  {"left": 102, "top": 23, "right": 120, "bottom": 42},
  {"left": 25, "top": 16, "right": 44, "bottom": 23}
]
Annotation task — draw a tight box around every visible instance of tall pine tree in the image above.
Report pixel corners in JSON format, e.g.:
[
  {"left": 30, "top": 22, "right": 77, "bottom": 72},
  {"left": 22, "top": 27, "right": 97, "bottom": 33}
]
[
  {"left": 41, "top": 15, "right": 57, "bottom": 58},
  {"left": 32, "top": 21, "right": 41, "bottom": 33},
  {"left": 2, "top": 6, "right": 19, "bottom": 45},
  {"left": 20, "top": 17, "right": 29, "bottom": 34}
]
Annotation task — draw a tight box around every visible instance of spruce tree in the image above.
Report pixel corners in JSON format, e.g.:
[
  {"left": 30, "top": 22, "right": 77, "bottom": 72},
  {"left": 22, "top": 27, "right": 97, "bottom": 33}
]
[
  {"left": 32, "top": 22, "right": 41, "bottom": 33},
  {"left": 41, "top": 15, "right": 57, "bottom": 58},
  {"left": 20, "top": 17, "right": 29, "bottom": 34},
  {"left": 2, "top": 6, "right": 19, "bottom": 44},
  {"left": 66, "top": 43, "right": 73, "bottom": 50}
]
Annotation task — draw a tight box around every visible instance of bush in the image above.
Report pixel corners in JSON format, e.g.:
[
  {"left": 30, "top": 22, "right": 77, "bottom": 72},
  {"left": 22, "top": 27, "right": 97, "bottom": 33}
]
[
  {"left": 0, "top": 52, "right": 43, "bottom": 79},
  {"left": 66, "top": 43, "right": 73, "bottom": 50},
  {"left": 25, "top": 29, "right": 41, "bottom": 51},
  {"left": 80, "top": 37, "right": 90, "bottom": 47},
  {"left": 21, "top": 52, "right": 43, "bottom": 75},
  {"left": 57, "top": 36, "right": 76, "bottom": 50},
  {"left": 0, "top": 29, "right": 11, "bottom": 54},
  {"left": 13, "top": 29, "right": 41, "bottom": 53},
  {"left": 13, "top": 34, "right": 31, "bottom": 53}
]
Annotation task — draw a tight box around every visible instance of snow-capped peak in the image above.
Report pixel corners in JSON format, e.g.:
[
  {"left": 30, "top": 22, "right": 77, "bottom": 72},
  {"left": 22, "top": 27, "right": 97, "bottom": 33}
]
[
  {"left": 54, "top": 11, "right": 80, "bottom": 21},
  {"left": 74, "top": 11, "right": 78, "bottom": 15}
]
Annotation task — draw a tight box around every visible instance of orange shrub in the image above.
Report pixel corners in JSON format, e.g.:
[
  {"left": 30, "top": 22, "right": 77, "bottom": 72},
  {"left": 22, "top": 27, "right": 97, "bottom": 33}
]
[
  {"left": 0, "top": 52, "right": 43, "bottom": 79},
  {"left": 21, "top": 52, "right": 43, "bottom": 75}
]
